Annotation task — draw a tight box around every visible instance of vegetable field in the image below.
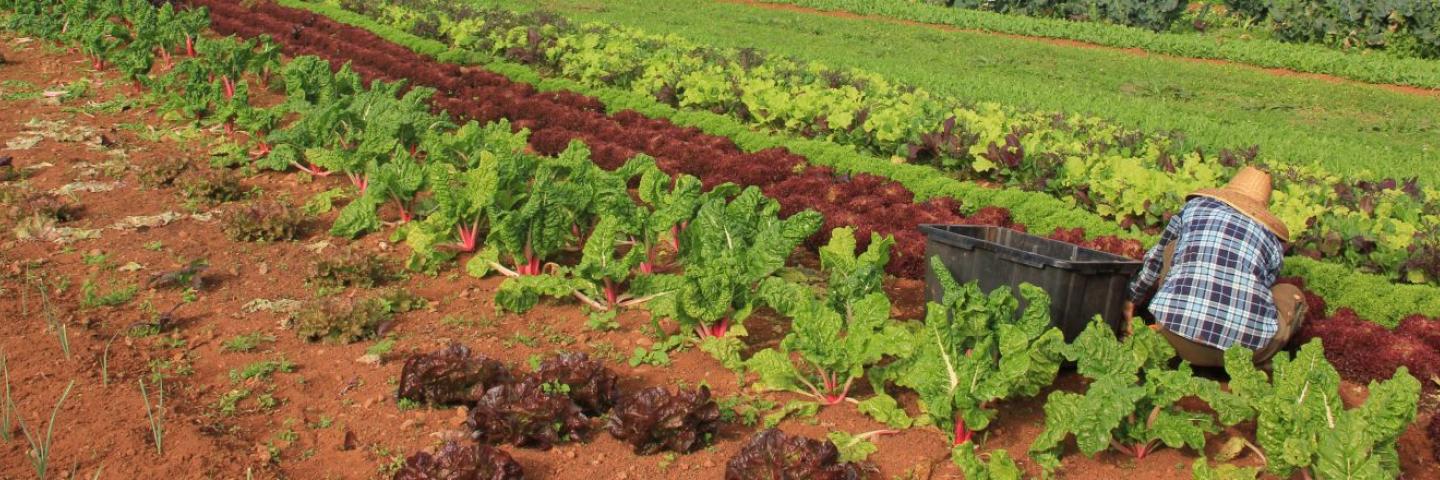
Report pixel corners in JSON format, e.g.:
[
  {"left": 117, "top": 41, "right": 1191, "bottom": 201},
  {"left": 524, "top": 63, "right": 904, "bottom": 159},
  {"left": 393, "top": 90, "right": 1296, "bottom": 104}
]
[{"left": 0, "top": 0, "right": 1436, "bottom": 479}]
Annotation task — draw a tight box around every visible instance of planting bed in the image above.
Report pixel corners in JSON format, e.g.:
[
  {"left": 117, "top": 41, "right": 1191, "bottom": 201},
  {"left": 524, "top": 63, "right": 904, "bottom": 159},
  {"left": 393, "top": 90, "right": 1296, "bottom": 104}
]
[{"left": 3, "top": 1, "right": 1440, "bottom": 479}]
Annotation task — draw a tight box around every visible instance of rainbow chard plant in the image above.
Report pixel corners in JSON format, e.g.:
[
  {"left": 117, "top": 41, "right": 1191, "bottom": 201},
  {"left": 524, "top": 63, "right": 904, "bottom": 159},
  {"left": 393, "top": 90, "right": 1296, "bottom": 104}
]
[
  {"left": 635, "top": 167, "right": 703, "bottom": 273},
  {"left": 330, "top": 159, "right": 427, "bottom": 238},
  {"left": 196, "top": 35, "right": 270, "bottom": 100},
  {"left": 571, "top": 216, "right": 647, "bottom": 310},
  {"left": 645, "top": 187, "right": 822, "bottom": 339},
  {"left": 424, "top": 160, "right": 499, "bottom": 254},
  {"left": 1028, "top": 318, "right": 1229, "bottom": 472},
  {"left": 490, "top": 215, "right": 655, "bottom": 315},
  {"left": 476, "top": 142, "right": 597, "bottom": 277},
  {"left": 400, "top": 121, "right": 532, "bottom": 270},
  {"left": 747, "top": 228, "right": 912, "bottom": 406},
  {"left": 1217, "top": 342, "right": 1420, "bottom": 480},
  {"left": 78, "top": 18, "right": 125, "bottom": 70},
  {"left": 888, "top": 258, "right": 1064, "bottom": 449}
]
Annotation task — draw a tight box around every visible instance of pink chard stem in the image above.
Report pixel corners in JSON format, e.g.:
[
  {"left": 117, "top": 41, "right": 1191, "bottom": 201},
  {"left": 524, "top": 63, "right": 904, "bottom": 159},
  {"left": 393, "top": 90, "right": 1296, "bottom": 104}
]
[{"left": 952, "top": 420, "right": 974, "bottom": 446}]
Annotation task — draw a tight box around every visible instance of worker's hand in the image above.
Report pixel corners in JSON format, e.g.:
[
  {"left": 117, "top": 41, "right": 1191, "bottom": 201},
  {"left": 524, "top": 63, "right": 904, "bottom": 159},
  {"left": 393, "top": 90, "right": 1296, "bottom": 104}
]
[{"left": 1122, "top": 301, "right": 1135, "bottom": 322}]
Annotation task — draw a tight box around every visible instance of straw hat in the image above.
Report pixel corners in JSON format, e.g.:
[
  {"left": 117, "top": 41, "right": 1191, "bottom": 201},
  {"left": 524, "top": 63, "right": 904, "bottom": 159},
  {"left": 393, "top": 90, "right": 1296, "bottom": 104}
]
[{"left": 1188, "top": 166, "right": 1289, "bottom": 242}]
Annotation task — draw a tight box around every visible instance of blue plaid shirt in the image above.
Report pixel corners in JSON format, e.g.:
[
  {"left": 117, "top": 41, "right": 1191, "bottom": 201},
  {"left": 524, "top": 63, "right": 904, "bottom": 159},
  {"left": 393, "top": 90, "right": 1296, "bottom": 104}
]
[{"left": 1129, "top": 197, "right": 1284, "bottom": 351}]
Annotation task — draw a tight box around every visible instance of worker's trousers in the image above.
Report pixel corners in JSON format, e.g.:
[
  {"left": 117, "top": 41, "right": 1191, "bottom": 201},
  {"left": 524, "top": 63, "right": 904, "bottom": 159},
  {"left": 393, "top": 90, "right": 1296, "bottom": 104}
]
[{"left": 1150, "top": 243, "right": 1307, "bottom": 367}]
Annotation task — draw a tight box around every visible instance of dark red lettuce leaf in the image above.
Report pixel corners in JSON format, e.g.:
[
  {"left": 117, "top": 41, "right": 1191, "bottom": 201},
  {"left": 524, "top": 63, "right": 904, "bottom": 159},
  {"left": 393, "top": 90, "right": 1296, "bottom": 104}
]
[
  {"left": 524, "top": 352, "right": 620, "bottom": 416},
  {"left": 397, "top": 344, "right": 513, "bottom": 406},
  {"left": 467, "top": 381, "right": 590, "bottom": 450},
  {"left": 1298, "top": 309, "right": 1440, "bottom": 386},
  {"left": 606, "top": 386, "right": 721, "bottom": 455},
  {"left": 393, "top": 441, "right": 524, "bottom": 480},
  {"left": 724, "top": 429, "right": 875, "bottom": 480},
  {"left": 1429, "top": 414, "right": 1440, "bottom": 463}
]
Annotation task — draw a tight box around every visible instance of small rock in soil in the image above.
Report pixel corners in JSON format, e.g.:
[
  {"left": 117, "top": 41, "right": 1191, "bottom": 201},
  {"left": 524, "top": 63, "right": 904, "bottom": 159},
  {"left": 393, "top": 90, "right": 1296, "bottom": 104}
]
[
  {"left": 400, "top": 419, "right": 421, "bottom": 430},
  {"left": 356, "top": 353, "right": 381, "bottom": 365}
]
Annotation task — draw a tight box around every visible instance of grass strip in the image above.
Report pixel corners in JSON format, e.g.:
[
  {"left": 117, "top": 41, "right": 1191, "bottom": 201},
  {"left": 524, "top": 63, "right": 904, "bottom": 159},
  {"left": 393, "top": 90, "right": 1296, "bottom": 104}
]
[{"left": 757, "top": 0, "right": 1440, "bottom": 89}]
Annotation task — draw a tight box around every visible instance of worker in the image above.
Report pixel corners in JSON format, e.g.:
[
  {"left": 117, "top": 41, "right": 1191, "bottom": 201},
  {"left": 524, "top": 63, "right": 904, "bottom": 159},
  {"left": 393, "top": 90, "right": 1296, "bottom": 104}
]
[{"left": 1123, "top": 166, "right": 1306, "bottom": 367}]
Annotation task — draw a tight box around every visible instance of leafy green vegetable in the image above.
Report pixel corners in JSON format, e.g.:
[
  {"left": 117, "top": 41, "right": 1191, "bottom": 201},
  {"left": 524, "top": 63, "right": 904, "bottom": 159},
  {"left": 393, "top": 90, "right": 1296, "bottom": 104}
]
[
  {"left": 825, "top": 431, "right": 881, "bottom": 463},
  {"left": 951, "top": 444, "right": 1022, "bottom": 480},
  {"left": 1028, "top": 317, "right": 1224, "bottom": 472},
  {"left": 1191, "top": 458, "right": 1259, "bottom": 480},
  {"left": 1219, "top": 341, "right": 1420, "bottom": 479},
  {"left": 746, "top": 228, "right": 910, "bottom": 406},
  {"left": 761, "top": 400, "right": 820, "bottom": 429},
  {"left": 887, "top": 257, "right": 1063, "bottom": 447},
  {"left": 633, "top": 167, "right": 704, "bottom": 273},
  {"left": 485, "top": 142, "right": 598, "bottom": 275},
  {"left": 855, "top": 393, "right": 912, "bottom": 429},
  {"left": 645, "top": 186, "right": 822, "bottom": 338}
]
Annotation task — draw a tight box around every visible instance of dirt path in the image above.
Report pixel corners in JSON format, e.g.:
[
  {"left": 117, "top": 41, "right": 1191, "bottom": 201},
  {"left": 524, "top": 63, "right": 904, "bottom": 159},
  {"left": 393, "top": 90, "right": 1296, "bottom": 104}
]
[{"left": 729, "top": 0, "right": 1440, "bottom": 99}]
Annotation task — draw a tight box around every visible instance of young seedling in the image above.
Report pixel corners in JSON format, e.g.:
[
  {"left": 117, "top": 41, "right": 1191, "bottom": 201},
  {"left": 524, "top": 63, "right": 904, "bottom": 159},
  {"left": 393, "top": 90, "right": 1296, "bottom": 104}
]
[
  {"left": 14, "top": 380, "right": 76, "bottom": 480},
  {"left": 147, "top": 260, "right": 208, "bottom": 291},
  {"left": 29, "top": 274, "right": 71, "bottom": 358},
  {"left": 140, "top": 377, "right": 166, "bottom": 456},
  {"left": 1, "top": 351, "right": 11, "bottom": 441},
  {"left": 101, "top": 333, "right": 118, "bottom": 387}
]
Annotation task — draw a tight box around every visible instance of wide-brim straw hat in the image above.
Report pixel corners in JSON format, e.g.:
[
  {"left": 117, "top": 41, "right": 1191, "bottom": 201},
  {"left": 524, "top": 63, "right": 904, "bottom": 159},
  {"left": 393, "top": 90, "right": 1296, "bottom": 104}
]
[{"left": 1188, "top": 166, "right": 1290, "bottom": 242}]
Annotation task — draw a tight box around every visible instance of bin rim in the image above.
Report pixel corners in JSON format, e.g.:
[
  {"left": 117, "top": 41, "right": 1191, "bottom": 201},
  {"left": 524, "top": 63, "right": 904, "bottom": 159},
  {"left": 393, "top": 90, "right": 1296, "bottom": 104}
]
[{"left": 919, "top": 224, "right": 1142, "bottom": 274}]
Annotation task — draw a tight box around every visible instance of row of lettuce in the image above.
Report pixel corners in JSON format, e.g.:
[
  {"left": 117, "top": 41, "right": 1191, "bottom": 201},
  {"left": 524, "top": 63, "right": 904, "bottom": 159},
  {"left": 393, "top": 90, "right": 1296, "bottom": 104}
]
[
  {"left": 4, "top": 0, "right": 1424, "bottom": 477},
  {"left": 770, "top": 0, "right": 1440, "bottom": 75},
  {"left": 278, "top": 0, "right": 1440, "bottom": 327},
  {"left": 910, "top": 0, "right": 1440, "bottom": 59}
]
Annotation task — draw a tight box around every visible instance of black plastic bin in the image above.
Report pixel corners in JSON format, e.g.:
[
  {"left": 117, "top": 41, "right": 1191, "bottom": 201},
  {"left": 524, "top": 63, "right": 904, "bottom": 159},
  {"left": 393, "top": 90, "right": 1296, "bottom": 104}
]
[{"left": 919, "top": 225, "right": 1143, "bottom": 341}]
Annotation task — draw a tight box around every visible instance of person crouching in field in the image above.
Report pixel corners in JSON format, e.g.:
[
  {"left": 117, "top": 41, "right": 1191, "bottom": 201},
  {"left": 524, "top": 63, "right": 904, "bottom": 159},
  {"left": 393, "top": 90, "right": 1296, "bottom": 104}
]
[{"left": 1124, "top": 166, "right": 1306, "bottom": 366}]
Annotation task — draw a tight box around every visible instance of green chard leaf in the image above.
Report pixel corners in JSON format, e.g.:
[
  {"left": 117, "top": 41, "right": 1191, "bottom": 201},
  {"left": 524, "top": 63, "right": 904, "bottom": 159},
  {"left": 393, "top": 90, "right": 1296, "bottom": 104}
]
[
  {"left": 827, "top": 431, "right": 880, "bottom": 463},
  {"left": 1191, "top": 458, "right": 1260, "bottom": 480},
  {"left": 744, "top": 230, "right": 910, "bottom": 407},
  {"left": 1029, "top": 318, "right": 1222, "bottom": 471},
  {"left": 894, "top": 258, "right": 1063, "bottom": 447},
  {"left": 1224, "top": 340, "right": 1419, "bottom": 479},
  {"left": 667, "top": 186, "right": 821, "bottom": 336},
  {"left": 952, "top": 444, "right": 1022, "bottom": 480}
]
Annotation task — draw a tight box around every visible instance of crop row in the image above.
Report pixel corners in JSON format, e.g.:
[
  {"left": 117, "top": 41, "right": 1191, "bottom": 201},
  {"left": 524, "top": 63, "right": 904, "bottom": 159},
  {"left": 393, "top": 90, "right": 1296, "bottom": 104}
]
[
  {"left": 266, "top": 0, "right": 1440, "bottom": 326},
  {"left": 910, "top": 0, "right": 1440, "bottom": 60},
  {"left": 291, "top": 0, "right": 1440, "bottom": 290},
  {"left": 7, "top": 0, "right": 1428, "bottom": 477},
  {"left": 758, "top": 0, "right": 1440, "bottom": 87}
]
